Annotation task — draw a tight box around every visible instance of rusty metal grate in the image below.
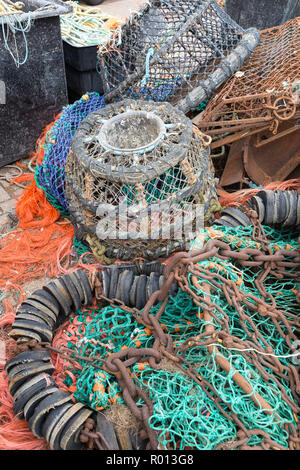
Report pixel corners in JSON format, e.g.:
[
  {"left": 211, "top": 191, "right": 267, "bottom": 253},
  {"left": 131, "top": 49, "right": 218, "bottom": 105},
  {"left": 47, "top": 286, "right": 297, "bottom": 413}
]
[{"left": 195, "top": 18, "right": 300, "bottom": 148}]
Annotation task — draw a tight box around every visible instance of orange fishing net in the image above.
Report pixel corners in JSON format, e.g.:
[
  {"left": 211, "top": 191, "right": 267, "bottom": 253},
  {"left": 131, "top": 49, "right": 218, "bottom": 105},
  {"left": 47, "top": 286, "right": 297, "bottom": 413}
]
[
  {"left": 0, "top": 115, "right": 75, "bottom": 450},
  {"left": 0, "top": 115, "right": 75, "bottom": 300}
]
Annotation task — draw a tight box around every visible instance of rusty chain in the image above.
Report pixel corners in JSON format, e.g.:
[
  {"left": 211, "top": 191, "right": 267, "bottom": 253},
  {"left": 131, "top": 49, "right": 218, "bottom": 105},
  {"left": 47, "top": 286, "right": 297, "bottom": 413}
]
[
  {"left": 22, "top": 213, "right": 299, "bottom": 450},
  {"left": 73, "top": 215, "right": 299, "bottom": 450}
]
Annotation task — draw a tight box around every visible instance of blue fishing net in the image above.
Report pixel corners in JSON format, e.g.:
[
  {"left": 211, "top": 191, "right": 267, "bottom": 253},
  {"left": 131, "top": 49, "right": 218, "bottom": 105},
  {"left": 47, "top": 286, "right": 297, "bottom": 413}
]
[{"left": 36, "top": 93, "right": 106, "bottom": 210}]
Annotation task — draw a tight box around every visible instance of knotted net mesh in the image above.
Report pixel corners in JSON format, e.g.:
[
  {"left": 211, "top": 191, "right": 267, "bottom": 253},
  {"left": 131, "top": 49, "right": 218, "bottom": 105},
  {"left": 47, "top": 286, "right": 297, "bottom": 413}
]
[
  {"left": 52, "top": 223, "right": 300, "bottom": 450},
  {"left": 99, "top": 0, "right": 259, "bottom": 110},
  {"left": 36, "top": 93, "right": 107, "bottom": 211}
]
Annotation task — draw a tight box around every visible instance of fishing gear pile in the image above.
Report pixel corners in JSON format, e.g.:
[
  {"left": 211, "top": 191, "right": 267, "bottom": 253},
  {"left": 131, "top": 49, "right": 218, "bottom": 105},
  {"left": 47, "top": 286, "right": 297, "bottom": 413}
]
[
  {"left": 4, "top": 196, "right": 300, "bottom": 449},
  {"left": 1, "top": 0, "right": 299, "bottom": 454},
  {"left": 34, "top": 0, "right": 261, "bottom": 212}
]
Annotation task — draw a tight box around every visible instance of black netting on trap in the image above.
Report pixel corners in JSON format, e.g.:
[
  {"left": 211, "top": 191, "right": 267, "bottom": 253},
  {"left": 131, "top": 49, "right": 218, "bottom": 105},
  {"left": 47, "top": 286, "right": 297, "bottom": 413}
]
[
  {"left": 98, "top": 0, "right": 260, "bottom": 113},
  {"left": 65, "top": 99, "right": 219, "bottom": 261}
]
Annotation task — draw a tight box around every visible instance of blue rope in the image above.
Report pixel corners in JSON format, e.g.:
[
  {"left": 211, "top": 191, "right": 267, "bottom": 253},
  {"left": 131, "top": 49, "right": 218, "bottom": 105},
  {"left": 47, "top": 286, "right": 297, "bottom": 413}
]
[
  {"left": 141, "top": 47, "right": 155, "bottom": 85},
  {"left": 1, "top": 13, "right": 32, "bottom": 67}
]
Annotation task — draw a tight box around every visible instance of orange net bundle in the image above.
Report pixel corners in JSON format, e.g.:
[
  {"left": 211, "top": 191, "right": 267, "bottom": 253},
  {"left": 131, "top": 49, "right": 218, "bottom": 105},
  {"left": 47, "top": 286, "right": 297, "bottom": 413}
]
[{"left": 0, "top": 115, "right": 76, "bottom": 298}]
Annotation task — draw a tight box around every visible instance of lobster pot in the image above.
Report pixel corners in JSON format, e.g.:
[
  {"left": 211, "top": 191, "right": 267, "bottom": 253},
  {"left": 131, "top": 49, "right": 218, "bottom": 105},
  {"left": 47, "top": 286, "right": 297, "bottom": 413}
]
[
  {"left": 98, "top": 0, "right": 260, "bottom": 113},
  {"left": 65, "top": 99, "right": 219, "bottom": 261}
]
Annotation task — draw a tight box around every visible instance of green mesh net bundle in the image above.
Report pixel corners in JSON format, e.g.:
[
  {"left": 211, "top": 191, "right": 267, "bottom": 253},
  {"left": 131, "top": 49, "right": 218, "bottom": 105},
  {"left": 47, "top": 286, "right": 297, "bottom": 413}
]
[{"left": 52, "top": 223, "right": 300, "bottom": 450}]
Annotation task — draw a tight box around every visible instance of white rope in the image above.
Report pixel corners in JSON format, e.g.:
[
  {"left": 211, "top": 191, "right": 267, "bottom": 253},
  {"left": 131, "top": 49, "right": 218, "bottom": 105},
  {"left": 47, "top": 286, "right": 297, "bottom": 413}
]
[
  {"left": 0, "top": 0, "right": 24, "bottom": 17},
  {"left": 60, "top": 1, "right": 120, "bottom": 48},
  {"left": 196, "top": 342, "right": 300, "bottom": 359}
]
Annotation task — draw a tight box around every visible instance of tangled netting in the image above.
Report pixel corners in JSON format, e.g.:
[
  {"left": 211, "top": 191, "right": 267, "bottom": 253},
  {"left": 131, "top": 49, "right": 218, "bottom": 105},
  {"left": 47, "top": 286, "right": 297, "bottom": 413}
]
[
  {"left": 53, "top": 223, "right": 300, "bottom": 450},
  {"left": 36, "top": 93, "right": 107, "bottom": 211},
  {"left": 199, "top": 18, "right": 300, "bottom": 142},
  {"left": 99, "top": 0, "right": 259, "bottom": 112}
]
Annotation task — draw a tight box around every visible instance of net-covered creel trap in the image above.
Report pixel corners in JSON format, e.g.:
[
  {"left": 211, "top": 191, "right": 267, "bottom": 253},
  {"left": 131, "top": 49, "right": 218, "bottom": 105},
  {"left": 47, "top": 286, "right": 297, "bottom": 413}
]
[
  {"left": 98, "top": 0, "right": 260, "bottom": 112},
  {"left": 5, "top": 198, "right": 300, "bottom": 450},
  {"left": 65, "top": 98, "right": 220, "bottom": 261},
  {"left": 195, "top": 18, "right": 300, "bottom": 148}
]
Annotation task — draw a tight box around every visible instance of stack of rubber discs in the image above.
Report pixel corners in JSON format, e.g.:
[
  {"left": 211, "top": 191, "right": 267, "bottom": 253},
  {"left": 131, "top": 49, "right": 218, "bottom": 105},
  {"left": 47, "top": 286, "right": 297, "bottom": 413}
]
[
  {"left": 7, "top": 270, "right": 95, "bottom": 449},
  {"left": 6, "top": 263, "right": 181, "bottom": 449},
  {"left": 5, "top": 349, "right": 94, "bottom": 450},
  {"left": 99, "top": 263, "right": 178, "bottom": 310},
  {"left": 249, "top": 190, "right": 300, "bottom": 227},
  {"left": 6, "top": 346, "right": 148, "bottom": 450},
  {"left": 213, "top": 207, "right": 252, "bottom": 228},
  {"left": 65, "top": 98, "right": 219, "bottom": 262},
  {"left": 10, "top": 269, "right": 93, "bottom": 344},
  {"left": 214, "top": 190, "right": 300, "bottom": 229}
]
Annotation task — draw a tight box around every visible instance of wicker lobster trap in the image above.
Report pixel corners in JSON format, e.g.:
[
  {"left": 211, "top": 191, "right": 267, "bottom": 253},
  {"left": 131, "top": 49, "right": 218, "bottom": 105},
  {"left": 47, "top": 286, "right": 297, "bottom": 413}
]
[
  {"left": 98, "top": 0, "right": 260, "bottom": 112},
  {"left": 65, "top": 99, "right": 219, "bottom": 261},
  {"left": 195, "top": 18, "right": 300, "bottom": 148}
]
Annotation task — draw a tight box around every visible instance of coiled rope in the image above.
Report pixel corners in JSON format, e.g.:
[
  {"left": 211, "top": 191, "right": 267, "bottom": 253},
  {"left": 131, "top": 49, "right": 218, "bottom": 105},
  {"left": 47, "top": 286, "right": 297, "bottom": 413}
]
[{"left": 60, "top": 1, "right": 121, "bottom": 47}]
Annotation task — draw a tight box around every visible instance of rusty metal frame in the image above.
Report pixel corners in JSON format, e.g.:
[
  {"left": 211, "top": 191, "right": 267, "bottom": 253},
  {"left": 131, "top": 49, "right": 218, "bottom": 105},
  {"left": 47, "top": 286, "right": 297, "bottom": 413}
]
[{"left": 195, "top": 18, "right": 300, "bottom": 147}]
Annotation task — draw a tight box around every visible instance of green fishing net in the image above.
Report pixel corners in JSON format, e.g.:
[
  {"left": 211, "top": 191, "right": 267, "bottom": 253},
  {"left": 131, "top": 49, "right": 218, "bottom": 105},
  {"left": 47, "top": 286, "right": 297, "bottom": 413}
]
[{"left": 54, "top": 224, "right": 299, "bottom": 450}]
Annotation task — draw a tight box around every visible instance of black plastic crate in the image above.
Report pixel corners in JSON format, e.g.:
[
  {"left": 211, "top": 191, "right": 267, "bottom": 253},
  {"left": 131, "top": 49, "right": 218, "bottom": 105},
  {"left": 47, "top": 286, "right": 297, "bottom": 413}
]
[
  {"left": 65, "top": 64, "right": 104, "bottom": 96},
  {"left": 0, "top": 0, "right": 72, "bottom": 167},
  {"left": 226, "top": 0, "right": 300, "bottom": 29},
  {"left": 63, "top": 40, "right": 98, "bottom": 72}
]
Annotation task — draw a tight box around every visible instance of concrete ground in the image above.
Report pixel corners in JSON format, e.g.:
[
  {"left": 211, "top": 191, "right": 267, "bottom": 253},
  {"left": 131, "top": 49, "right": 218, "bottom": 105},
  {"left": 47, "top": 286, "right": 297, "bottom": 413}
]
[
  {"left": 79, "top": 0, "right": 143, "bottom": 21},
  {"left": 0, "top": 166, "right": 23, "bottom": 234}
]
